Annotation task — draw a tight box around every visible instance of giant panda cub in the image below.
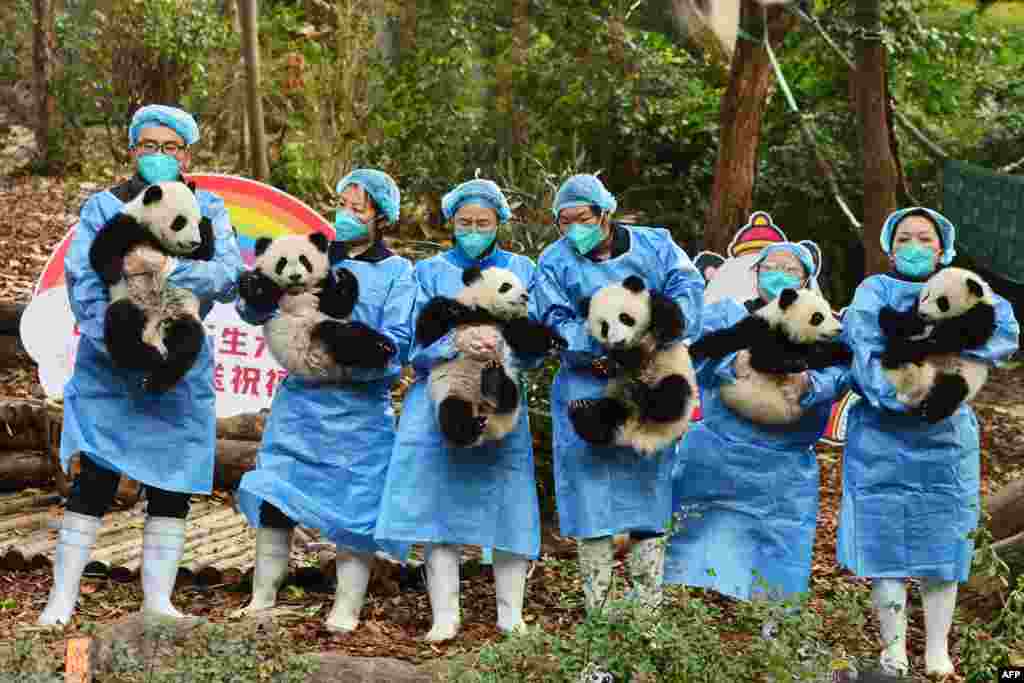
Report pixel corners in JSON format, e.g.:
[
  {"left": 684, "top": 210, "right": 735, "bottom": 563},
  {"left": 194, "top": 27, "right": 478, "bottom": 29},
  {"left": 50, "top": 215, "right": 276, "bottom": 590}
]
[
  {"left": 688, "top": 288, "right": 851, "bottom": 425},
  {"left": 415, "top": 265, "right": 567, "bottom": 448},
  {"left": 89, "top": 181, "right": 215, "bottom": 393},
  {"left": 880, "top": 267, "right": 996, "bottom": 423},
  {"left": 240, "top": 234, "right": 397, "bottom": 382},
  {"left": 567, "top": 276, "right": 698, "bottom": 455}
]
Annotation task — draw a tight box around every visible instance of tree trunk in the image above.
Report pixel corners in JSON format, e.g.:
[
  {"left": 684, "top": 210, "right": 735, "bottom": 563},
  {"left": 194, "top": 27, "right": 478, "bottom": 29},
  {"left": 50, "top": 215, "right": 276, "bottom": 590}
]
[
  {"left": 854, "top": 0, "right": 898, "bottom": 277},
  {"left": 703, "top": 2, "right": 797, "bottom": 256},
  {"left": 510, "top": 0, "right": 529, "bottom": 149},
  {"left": 31, "top": 0, "right": 58, "bottom": 167},
  {"left": 987, "top": 478, "right": 1024, "bottom": 542},
  {"left": 239, "top": 0, "right": 269, "bottom": 180},
  {"left": 0, "top": 452, "right": 53, "bottom": 491},
  {"left": 398, "top": 0, "right": 416, "bottom": 64}
]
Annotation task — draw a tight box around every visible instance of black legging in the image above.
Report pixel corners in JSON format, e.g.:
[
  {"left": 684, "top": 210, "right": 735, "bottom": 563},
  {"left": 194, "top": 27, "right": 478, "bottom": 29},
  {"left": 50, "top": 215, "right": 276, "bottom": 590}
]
[
  {"left": 66, "top": 453, "right": 191, "bottom": 519},
  {"left": 259, "top": 500, "right": 297, "bottom": 530}
]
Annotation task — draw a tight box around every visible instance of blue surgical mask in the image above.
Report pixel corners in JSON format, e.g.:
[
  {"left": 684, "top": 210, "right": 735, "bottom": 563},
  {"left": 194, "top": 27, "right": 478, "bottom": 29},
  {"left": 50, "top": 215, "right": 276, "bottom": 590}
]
[
  {"left": 137, "top": 153, "right": 180, "bottom": 184},
  {"left": 567, "top": 223, "right": 605, "bottom": 256},
  {"left": 894, "top": 243, "right": 937, "bottom": 279},
  {"left": 455, "top": 230, "right": 496, "bottom": 260},
  {"left": 758, "top": 270, "right": 802, "bottom": 302},
  {"left": 334, "top": 210, "right": 370, "bottom": 242}
]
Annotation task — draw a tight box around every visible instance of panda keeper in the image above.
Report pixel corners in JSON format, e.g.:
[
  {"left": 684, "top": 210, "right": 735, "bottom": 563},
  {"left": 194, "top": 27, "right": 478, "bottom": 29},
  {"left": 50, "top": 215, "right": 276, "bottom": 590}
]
[
  {"left": 532, "top": 174, "right": 705, "bottom": 614},
  {"left": 665, "top": 242, "right": 850, "bottom": 625},
  {"left": 374, "top": 178, "right": 549, "bottom": 641},
  {"left": 839, "top": 207, "right": 1019, "bottom": 677},
  {"left": 232, "top": 170, "right": 416, "bottom": 633},
  {"left": 38, "top": 105, "right": 244, "bottom": 626}
]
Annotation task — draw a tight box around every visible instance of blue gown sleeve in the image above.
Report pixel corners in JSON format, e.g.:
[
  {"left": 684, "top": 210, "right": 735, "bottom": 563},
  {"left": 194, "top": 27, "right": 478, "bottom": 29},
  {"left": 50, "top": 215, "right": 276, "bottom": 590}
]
[
  {"left": 167, "top": 195, "right": 243, "bottom": 304},
  {"left": 841, "top": 278, "right": 910, "bottom": 413},
  {"left": 693, "top": 299, "right": 746, "bottom": 389},
  {"left": 532, "top": 259, "right": 602, "bottom": 369},
  {"left": 344, "top": 260, "right": 418, "bottom": 383},
  {"left": 654, "top": 230, "right": 705, "bottom": 345},
  {"left": 409, "top": 265, "right": 460, "bottom": 376},
  {"left": 798, "top": 365, "right": 850, "bottom": 409},
  {"left": 961, "top": 294, "right": 1020, "bottom": 365},
  {"left": 64, "top": 195, "right": 112, "bottom": 354}
]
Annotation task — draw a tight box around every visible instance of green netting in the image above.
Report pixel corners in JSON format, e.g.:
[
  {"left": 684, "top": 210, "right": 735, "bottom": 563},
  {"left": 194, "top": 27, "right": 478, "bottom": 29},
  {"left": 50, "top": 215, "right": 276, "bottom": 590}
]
[{"left": 943, "top": 159, "right": 1024, "bottom": 284}]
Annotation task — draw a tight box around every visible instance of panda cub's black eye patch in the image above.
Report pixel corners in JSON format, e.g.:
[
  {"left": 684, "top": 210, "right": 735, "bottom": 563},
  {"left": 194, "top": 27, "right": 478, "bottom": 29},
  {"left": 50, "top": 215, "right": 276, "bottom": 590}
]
[
  {"left": 170, "top": 216, "right": 188, "bottom": 233},
  {"left": 619, "top": 313, "right": 636, "bottom": 327},
  {"left": 275, "top": 258, "right": 287, "bottom": 275},
  {"left": 937, "top": 296, "right": 950, "bottom": 313},
  {"left": 299, "top": 255, "right": 312, "bottom": 272},
  {"left": 810, "top": 312, "right": 824, "bottom": 326},
  {"left": 499, "top": 283, "right": 513, "bottom": 294},
  {"left": 601, "top": 320, "right": 609, "bottom": 338}
]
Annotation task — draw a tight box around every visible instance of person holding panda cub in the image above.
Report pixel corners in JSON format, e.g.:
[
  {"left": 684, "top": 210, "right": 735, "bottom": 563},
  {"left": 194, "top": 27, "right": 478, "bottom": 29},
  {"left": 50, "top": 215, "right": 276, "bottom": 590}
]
[
  {"left": 374, "top": 178, "right": 561, "bottom": 641},
  {"left": 532, "top": 174, "right": 705, "bottom": 615},
  {"left": 232, "top": 169, "right": 417, "bottom": 633},
  {"left": 664, "top": 242, "right": 849, "bottom": 613},
  {"left": 38, "top": 105, "right": 244, "bottom": 625},
  {"left": 839, "top": 208, "right": 1019, "bottom": 677}
]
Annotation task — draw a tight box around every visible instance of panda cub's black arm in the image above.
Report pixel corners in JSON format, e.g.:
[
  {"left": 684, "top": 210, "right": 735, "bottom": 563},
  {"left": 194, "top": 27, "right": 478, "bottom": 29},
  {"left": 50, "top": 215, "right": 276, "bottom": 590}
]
[
  {"left": 499, "top": 317, "right": 568, "bottom": 356},
  {"left": 803, "top": 341, "right": 854, "bottom": 371},
  {"left": 688, "top": 315, "right": 772, "bottom": 361},
  {"left": 89, "top": 213, "right": 152, "bottom": 285},
  {"left": 878, "top": 305, "right": 926, "bottom": 340},
  {"left": 317, "top": 268, "right": 360, "bottom": 320},
  {"left": 649, "top": 292, "right": 686, "bottom": 345},
  {"left": 415, "top": 297, "right": 496, "bottom": 348},
  {"left": 188, "top": 217, "right": 216, "bottom": 262},
  {"left": 926, "top": 302, "right": 997, "bottom": 353}
]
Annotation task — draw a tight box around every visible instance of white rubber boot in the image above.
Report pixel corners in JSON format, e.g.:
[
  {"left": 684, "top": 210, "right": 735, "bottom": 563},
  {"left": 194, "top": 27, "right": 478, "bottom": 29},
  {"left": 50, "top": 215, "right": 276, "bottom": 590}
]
[
  {"left": 325, "top": 549, "right": 374, "bottom": 633},
  {"left": 141, "top": 516, "right": 188, "bottom": 618},
  {"left": 627, "top": 536, "right": 666, "bottom": 611},
  {"left": 233, "top": 527, "right": 292, "bottom": 616},
  {"left": 578, "top": 536, "right": 614, "bottom": 614},
  {"left": 424, "top": 544, "right": 461, "bottom": 642},
  {"left": 37, "top": 511, "right": 102, "bottom": 626},
  {"left": 493, "top": 549, "right": 529, "bottom": 634},
  {"left": 922, "top": 578, "right": 958, "bottom": 677},
  {"left": 871, "top": 578, "right": 909, "bottom": 675}
]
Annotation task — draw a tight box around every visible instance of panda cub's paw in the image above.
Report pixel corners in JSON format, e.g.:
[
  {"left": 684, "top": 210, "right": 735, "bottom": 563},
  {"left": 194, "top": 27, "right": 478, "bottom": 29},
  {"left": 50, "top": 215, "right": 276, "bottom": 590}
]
[
  {"left": 314, "top": 320, "right": 396, "bottom": 369},
  {"left": 104, "top": 300, "right": 165, "bottom": 371},
  {"left": 317, "top": 268, "right": 360, "bottom": 319},
  {"left": 416, "top": 297, "right": 476, "bottom": 347},
  {"left": 568, "top": 398, "right": 628, "bottom": 445},
  {"left": 438, "top": 397, "right": 487, "bottom": 447},
  {"left": 919, "top": 372, "right": 970, "bottom": 424},
  {"left": 481, "top": 360, "right": 520, "bottom": 414},
  {"left": 500, "top": 317, "right": 567, "bottom": 356},
  {"left": 238, "top": 270, "right": 285, "bottom": 310},
  {"left": 878, "top": 305, "right": 926, "bottom": 340}
]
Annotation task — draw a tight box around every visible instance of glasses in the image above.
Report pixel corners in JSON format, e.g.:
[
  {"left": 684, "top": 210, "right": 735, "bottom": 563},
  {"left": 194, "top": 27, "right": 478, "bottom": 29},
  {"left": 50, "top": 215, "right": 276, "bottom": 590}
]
[
  {"left": 136, "top": 140, "right": 187, "bottom": 155},
  {"left": 761, "top": 265, "right": 806, "bottom": 278}
]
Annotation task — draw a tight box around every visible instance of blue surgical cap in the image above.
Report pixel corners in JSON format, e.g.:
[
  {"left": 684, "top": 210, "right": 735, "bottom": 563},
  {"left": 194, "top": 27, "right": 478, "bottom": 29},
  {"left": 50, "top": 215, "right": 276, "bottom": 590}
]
[
  {"left": 441, "top": 178, "right": 512, "bottom": 223},
  {"left": 336, "top": 169, "right": 401, "bottom": 225},
  {"left": 129, "top": 105, "right": 199, "bottom": 147},
  {"left": 551, "top": 174, "right": 617, "bottom": 219},
  {"left": 880, "top": 207, "right": 956, "bottom": 266},
  {"left": 752, "top": 242, "right": 816, "bottom": 279}
]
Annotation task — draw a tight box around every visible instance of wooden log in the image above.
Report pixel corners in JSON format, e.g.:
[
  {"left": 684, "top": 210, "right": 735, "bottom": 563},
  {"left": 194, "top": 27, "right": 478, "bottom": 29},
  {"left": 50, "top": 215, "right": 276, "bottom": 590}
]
[
  {"left": 216, "top": 412, "right": 266, "bottom": 441},
  {"left": 213, "top": 439, "right": 260, "bottom": 490},
  {"left": 0, "top": 451, "right": 54, "bottom": 490},
  {"left": 987, "top": 478, "right": 1024, "bottom": 542},
  {"left": 0, "top": 302, "right": 25, "bottom": 336}
]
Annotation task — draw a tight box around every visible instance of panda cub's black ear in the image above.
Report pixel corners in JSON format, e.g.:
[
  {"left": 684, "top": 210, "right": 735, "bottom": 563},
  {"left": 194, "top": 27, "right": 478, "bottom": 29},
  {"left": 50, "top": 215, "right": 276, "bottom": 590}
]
[
  {"left": 186, "top": 181, "right": 198, "bottom": 195},
  {"left": 622, "top": 276, "right": 646, "bottom": 293},
  {"left": 778, "top": 288, "right": 799, "bottom": 310},
  {"left": 309, "top": 233, "right": 329, "bottom": 253},
  {"left": 254, "top": 237, "right": 273, "bottom": 257},
  {"left": 462, "top": 265, "right": 484, "bottom": 286},
  {"left": 966, "top": 277, "right": 984, "bottom": 299},
  {"left": 142, "top": 185, "right": 164, "bottom": 205},
  {"left": 578, "top": 296, "right": 592, "bottom": 318}
]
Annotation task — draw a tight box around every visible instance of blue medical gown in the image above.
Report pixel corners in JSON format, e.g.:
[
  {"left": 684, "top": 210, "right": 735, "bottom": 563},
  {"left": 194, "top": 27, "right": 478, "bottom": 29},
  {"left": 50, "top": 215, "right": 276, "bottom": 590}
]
[
  {"left": 838, "top": 274, "right": 1019, "bottom": 582},
  {"left": 532, "top": 228, "right": 704, "bottom": 539},
  {"left": 665, "top": 298, "right": 848, "bottom": 601},
  {"left": 373, "top": 248, "right": 544, "bottom": 559},
  {"left": 236, "top": 253, "right": 416, "bottom": 557},
  {"left": 60, "top": 188, "right": 242, "bottom": 494}
]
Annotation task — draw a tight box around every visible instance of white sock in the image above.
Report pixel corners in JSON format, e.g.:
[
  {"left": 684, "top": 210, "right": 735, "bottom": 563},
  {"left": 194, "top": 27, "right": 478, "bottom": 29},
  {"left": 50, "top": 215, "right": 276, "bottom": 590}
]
[
  {"left": 921, "top": 578, "right": 957, "bottom": 676},
  {"left": 871, "top": 578, "right": 908, "bottom": 674}
]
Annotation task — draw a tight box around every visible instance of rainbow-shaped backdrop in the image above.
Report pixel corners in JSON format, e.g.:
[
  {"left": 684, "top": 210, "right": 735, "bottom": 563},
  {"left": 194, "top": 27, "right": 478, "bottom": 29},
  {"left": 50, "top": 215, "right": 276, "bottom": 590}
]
[{"left": 33, "top": 174, "right": 334, "bottom": 296}]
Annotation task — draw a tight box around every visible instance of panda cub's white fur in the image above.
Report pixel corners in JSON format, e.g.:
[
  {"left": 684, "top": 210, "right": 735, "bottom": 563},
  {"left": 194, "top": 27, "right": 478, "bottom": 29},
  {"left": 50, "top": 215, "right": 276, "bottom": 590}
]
[
  {"left": 721, "top": 289, "right": 843, "bottom": 425},
  {"left": 427, "top": 267, "right": 528, "bottom": 447},
  {"left": 570, "top": 276, "right": 697, "bottom": 456},
  {"left": 883, "top": 267, "right": 995, "bottom": 420}
]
